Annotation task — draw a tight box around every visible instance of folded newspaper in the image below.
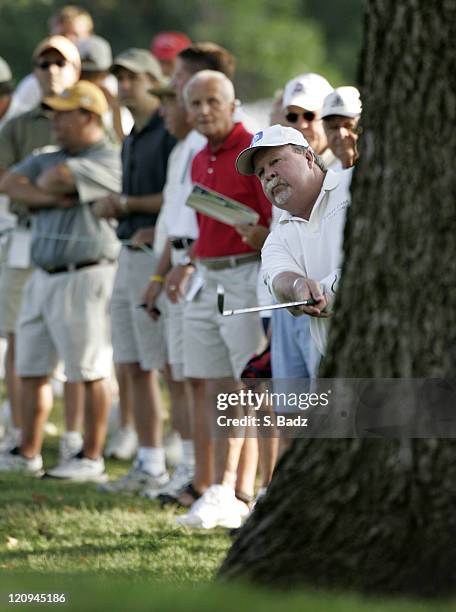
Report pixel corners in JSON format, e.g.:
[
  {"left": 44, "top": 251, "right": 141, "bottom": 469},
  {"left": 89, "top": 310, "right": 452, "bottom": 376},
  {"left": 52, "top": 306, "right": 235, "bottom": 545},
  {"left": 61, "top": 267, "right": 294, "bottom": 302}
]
[{"left": 186, "top": 183, "right": 260, "bottom": 226}]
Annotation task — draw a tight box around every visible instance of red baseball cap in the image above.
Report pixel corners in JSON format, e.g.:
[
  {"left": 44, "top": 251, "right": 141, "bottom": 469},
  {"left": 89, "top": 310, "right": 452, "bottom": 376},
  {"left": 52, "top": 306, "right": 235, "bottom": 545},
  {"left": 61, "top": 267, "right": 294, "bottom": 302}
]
[{"left": 151, "top": 31, "right": 191, "bottom": 61}]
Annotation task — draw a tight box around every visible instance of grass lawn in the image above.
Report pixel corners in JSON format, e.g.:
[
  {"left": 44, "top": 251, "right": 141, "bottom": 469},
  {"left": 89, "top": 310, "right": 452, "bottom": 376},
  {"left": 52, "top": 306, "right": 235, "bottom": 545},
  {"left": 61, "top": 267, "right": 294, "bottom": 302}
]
[{"left": 0, "top": 409, "right": 454, "bottom": 611}]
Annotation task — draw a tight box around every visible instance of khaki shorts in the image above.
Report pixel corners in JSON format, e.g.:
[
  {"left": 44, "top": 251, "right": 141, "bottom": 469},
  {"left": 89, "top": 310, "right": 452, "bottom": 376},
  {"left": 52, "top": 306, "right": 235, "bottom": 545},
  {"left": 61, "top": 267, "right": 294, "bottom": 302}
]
[
  {"left": 16, "top": 264, "right": 115, "bottom": 382},
  {"left": 183, "top": 262, "right": 265, "bottom": 380},
  {"left": 110, "top": 247, "right": 167, "bottom": 371},
  {"left": 0, "top": 238, "right": 34, "bottom": 334},
  {"left": 166, "top": 299, "right": 184, "bottom": 381}
]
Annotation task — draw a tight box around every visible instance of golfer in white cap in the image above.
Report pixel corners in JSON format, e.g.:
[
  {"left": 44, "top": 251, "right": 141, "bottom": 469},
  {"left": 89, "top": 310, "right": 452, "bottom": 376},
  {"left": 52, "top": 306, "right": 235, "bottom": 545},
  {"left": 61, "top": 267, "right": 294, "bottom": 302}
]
[{"left": 236, "top": 124, "right": 352, "bottom": 356}]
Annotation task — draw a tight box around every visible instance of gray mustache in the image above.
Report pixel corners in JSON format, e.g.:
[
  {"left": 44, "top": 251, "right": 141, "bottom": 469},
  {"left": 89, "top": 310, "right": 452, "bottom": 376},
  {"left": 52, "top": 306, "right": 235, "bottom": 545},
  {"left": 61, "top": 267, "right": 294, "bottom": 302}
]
[{"left": 266, "top": 177, "right": 286, "bottom": 195}]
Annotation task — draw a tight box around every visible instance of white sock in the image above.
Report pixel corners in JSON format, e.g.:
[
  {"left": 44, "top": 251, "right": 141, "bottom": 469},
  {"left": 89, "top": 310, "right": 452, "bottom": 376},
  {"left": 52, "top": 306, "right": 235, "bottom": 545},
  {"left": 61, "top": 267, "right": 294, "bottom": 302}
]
[
  {"left": 137, "top": 447, "right": 166, "bottom": 476},
  {"left": 181, "top": 439, "right": 195, "bottom": 465},
  {"left": 63, "top": 431, "right": 83, "bottom": 442}
]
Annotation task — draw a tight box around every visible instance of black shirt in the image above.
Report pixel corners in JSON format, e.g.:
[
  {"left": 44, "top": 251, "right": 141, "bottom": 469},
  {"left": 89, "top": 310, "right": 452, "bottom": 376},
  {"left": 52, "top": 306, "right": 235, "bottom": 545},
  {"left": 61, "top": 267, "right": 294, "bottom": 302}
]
[{"left": 116, "top": 111, "right": 176, "bottom": 240}]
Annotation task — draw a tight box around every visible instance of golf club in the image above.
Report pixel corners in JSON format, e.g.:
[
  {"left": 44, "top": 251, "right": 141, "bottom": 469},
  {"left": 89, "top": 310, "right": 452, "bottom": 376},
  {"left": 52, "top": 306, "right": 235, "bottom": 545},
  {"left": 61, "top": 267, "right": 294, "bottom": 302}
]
[{"left": 217, "top": 284, "right": 317, "bottom": 316}]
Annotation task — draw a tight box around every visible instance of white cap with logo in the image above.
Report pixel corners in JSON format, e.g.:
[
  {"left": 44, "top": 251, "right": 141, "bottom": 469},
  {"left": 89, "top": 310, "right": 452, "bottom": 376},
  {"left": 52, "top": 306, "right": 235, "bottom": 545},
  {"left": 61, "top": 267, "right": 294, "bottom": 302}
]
[
  {"left": 236, "top": 125, "right": 310, "bottom": 176},
  {"left": 282, "top": 73, "right": 333, "bottom": 111},
  {"left": 322, "top": 86, "right": 362, "bottom": 119}
]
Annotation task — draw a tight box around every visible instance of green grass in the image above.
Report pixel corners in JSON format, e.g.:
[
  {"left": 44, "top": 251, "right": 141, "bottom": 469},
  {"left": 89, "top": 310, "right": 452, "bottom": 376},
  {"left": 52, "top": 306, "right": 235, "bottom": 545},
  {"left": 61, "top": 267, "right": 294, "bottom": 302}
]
[
  {"left": 0, "top": 434, "right": 229, "bottom": 581},
  {"left": 0, "top": 410, "right": 455, "bottom": 611}
]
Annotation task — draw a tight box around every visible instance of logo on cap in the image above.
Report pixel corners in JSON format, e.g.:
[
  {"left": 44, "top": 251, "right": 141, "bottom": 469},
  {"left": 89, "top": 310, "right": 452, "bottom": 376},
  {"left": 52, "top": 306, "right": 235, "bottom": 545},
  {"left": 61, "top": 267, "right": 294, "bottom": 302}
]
[
  {"left": 252, "top": 131, "right": 263, "bottom": 145},
  {"left": 293, "top": 82, "right": 304, "bottom": 94},
  {"left": 331, "top": 94, "right": 343, "bottom": 108}
]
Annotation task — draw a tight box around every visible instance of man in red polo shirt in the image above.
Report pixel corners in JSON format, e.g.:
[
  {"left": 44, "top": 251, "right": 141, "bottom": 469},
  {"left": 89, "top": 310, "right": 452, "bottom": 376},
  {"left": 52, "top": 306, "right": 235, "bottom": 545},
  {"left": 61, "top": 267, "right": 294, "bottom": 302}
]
[{"left": 173, "top": 70, "right": 271, "bottom": 529}]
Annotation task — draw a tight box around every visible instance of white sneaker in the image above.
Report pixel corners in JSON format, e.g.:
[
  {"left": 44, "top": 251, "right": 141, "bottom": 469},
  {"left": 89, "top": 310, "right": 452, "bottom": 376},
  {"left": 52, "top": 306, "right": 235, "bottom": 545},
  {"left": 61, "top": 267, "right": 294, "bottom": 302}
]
[
  {"left": 97, "top": 460, "right": 167, "bottom": 494},
  {"left": 156, "top": 463, "right": 195, "bottom": 500},
  {"left": 139, "top": 472, "right": 173, "bottom": 500},
  {"left": 176, "top": 484, "right": 249, "bottom": 529},
  {"left": 45, "top": 455, "right": 107, "bottom": 482},
  {"left": 59, "top": 431, "right": 83, "bottom": 463},
  {"left": 0, "top": 427, "right": 21, "bottom": 453},
  {"left": 0, "top": 449, "right": 43, "bottom": 476},
  {"left": 104, "top": 426, "right": 138, "bottom": 460}
]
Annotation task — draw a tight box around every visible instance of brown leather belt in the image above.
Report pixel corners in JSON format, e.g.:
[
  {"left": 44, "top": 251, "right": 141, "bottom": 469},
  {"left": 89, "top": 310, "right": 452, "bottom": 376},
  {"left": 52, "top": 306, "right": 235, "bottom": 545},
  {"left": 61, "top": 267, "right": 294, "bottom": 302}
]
[{"left": 199, "top": 252, "right": 260, "bottom": 271}]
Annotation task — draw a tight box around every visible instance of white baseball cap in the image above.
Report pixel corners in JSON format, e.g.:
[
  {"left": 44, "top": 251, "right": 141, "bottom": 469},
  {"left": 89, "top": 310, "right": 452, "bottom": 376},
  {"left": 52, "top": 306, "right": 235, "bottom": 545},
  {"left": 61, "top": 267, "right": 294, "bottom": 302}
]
[
  {"left": 236, "top": 125, "right": 310, "bottom": 176},
  {"left": 282, "top": 73, "right": 333, "bottom": 111},
  {"left": 322, "top": 86, "right": 362, "bottom": 119}
]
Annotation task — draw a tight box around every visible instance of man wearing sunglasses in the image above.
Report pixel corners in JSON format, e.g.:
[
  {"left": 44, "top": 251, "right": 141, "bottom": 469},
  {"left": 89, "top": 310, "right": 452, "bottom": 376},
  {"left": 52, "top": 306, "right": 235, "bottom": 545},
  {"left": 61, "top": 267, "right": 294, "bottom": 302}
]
[
  {"left": 0, "top": 35, "right": 81, "bottom": 462},
  {"left": 282, "top": 73, "right": 334, "bottom": 166}
]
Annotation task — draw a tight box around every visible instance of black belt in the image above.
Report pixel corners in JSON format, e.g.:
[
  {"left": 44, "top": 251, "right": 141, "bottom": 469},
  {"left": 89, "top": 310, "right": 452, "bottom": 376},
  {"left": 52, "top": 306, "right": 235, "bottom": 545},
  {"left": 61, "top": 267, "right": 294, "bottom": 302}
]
[
  {"left": 43, "top": 259, "right": 114, "bottom": 275},
  {"left": 171, "top": 237, "right": 194, "bottom": 250}
]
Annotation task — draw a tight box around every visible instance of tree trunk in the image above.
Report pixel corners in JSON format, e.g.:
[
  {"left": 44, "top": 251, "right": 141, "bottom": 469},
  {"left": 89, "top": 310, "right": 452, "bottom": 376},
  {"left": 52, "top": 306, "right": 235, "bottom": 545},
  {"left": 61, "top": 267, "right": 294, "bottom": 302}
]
[{"left": 220, "top": 0, "right": 456, "bottom": 597}]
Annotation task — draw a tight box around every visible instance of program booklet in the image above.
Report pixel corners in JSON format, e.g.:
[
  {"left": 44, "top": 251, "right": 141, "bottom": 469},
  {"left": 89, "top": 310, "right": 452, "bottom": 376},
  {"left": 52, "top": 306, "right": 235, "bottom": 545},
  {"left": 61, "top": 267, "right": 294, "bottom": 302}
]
[{"left": 186, "top": 183, "right": 260, "bottom": 226}]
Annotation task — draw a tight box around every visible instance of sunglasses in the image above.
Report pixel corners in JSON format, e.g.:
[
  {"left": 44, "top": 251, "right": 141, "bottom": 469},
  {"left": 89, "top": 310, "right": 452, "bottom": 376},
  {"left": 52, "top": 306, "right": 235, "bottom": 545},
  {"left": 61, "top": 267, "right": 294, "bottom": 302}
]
[
  {"left": 285, "top": 110, "right": 316, "bottom": 123},
  {"left": 36, "top": 59, "right": 67, "bottom": 70}
]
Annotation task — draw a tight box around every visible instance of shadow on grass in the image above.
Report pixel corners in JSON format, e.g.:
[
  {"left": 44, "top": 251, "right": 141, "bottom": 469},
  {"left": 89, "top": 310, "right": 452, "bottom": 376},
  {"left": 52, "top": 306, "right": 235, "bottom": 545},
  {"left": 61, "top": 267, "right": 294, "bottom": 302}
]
[{"left": 0, "top": 471, "right": 173, "bottom": 512}]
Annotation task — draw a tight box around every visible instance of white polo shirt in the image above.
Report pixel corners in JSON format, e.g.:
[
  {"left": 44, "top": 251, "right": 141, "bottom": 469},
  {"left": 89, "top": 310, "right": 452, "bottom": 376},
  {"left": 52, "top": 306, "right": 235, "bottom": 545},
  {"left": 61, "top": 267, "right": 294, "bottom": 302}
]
[
  {"left": 163, "top": 129, "right": 205, "bottom": 241},
  {"left": 262, "top": 169, "right": 351, "bottom": 355}
]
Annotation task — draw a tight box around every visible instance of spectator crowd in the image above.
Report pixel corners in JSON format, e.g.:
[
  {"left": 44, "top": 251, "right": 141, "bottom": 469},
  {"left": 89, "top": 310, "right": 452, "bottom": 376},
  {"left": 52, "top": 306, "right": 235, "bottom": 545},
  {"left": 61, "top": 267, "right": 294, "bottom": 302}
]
[{"left": 0, "top": 5, "right": 362, "bottom": 529}]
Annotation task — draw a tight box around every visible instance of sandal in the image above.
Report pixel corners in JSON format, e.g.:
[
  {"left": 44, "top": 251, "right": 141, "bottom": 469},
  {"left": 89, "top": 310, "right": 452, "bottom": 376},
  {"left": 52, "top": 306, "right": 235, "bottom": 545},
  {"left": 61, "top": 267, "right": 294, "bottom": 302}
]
[
  {"left": 175, "top": 482, "right": 203, "bottom": 508},
  {"left": 159, "top": 481, "right": 202, "bottom": 508}
]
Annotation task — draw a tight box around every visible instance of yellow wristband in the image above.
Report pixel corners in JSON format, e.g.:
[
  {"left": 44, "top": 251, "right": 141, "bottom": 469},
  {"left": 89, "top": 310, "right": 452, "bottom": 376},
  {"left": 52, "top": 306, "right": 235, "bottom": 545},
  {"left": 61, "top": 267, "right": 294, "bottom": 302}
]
[{"left": 149, "top": 274, "right": 164, "bottom": 283}]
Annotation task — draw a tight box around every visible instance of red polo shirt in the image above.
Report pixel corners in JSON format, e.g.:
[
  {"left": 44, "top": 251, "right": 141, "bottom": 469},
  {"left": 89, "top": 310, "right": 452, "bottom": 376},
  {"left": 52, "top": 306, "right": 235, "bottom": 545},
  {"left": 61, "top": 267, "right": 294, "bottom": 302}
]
[{"left": 191, "top": 122, "right": 272, "bottom": 258}]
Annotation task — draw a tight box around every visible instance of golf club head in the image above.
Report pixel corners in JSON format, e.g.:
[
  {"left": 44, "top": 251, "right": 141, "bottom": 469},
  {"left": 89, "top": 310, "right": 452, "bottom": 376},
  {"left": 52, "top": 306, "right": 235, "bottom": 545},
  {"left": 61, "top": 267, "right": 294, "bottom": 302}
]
[{"left": 217, "top": 284, "right": 225, "bottom": 314}]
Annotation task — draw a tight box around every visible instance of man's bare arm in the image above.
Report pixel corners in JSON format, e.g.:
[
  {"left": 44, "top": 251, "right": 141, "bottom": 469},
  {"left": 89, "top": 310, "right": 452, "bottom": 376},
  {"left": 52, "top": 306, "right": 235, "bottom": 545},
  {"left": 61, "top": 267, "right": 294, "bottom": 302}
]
[
  {"left": 36, "top": 164, "right": 78, "bottom": 195},
  {"left": 124, "top": 193, "right": 163, "bottom": 214},
  {"left": 93, "top": 192, "right": 163, "bottom": 219},
  {"left": 0, "top": 172, "right": 67, "bottom": 209}
]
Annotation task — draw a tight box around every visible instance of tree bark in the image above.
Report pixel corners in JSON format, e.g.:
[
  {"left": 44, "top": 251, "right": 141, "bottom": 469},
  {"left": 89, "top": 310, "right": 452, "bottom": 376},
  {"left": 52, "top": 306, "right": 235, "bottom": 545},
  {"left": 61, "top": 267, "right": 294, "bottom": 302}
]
[{"left": 220, "top": 0, "right": 456, "bottom": 597}]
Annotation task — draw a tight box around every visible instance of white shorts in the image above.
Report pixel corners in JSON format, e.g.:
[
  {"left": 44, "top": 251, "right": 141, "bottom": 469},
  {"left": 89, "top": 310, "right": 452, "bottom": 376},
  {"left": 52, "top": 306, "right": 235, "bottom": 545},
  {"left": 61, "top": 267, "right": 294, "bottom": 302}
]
[
  {"left": 110, "top": 247, "right": 167, "bottom": 371},
  {"left": 183, "top": 262, "right": 265, "bottom": 380},
  {"left": 16, "top": 264, "right": 115, "bottom": 381}
]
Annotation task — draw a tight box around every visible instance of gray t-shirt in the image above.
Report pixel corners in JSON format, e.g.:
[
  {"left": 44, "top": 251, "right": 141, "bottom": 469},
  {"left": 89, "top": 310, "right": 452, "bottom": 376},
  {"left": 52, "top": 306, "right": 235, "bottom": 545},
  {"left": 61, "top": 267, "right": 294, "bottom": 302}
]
[{"left": 11, "top": 139, "right": 121, "bottom": 269}]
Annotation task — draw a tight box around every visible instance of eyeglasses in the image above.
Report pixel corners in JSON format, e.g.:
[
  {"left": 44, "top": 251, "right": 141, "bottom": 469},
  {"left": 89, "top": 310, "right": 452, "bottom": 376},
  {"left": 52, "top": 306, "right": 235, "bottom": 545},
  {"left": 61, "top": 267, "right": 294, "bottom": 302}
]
[
  {"left": 285, "top": 110, "right": 316, "bottom": 123},
  {"left": 36, "top": 59, "right": 67, "bottom": 70}
]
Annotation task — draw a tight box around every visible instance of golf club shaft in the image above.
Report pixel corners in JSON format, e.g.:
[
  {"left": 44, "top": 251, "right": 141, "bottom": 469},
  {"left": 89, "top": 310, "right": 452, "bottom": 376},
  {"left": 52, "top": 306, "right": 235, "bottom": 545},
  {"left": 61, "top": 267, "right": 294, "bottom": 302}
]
[{"left": 222, "top": 300, "right": 316, "bottom": 316}]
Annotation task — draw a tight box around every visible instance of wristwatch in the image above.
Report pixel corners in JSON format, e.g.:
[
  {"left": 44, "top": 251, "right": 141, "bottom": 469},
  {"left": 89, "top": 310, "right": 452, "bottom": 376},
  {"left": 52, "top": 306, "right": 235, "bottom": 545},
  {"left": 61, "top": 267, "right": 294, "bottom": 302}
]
[{"left": 119, "top": 194, "right": 129, "bottom": 213}]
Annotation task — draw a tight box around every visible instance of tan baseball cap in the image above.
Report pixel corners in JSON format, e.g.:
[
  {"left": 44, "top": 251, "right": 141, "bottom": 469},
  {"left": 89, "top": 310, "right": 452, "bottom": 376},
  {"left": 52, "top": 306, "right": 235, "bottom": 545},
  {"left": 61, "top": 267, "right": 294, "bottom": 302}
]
[
  {"left": 148, "top": 83, "right": 176, "bottom": 98},
  {"left": 42, "top": 80, "right": 108, "bottom": 116},
  {"left": 111, "top": 48, "right": 164, "bottom": 83},
  {"left": 33, "top": 35, "right": 81, "bottom": 71}
]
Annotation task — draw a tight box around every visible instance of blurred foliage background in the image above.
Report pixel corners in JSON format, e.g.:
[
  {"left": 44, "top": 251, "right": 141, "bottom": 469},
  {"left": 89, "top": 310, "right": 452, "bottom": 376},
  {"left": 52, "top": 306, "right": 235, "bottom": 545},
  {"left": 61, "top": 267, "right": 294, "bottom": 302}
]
[{"left": 0, "top": 0, "right": 364, "bottom": 101}]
